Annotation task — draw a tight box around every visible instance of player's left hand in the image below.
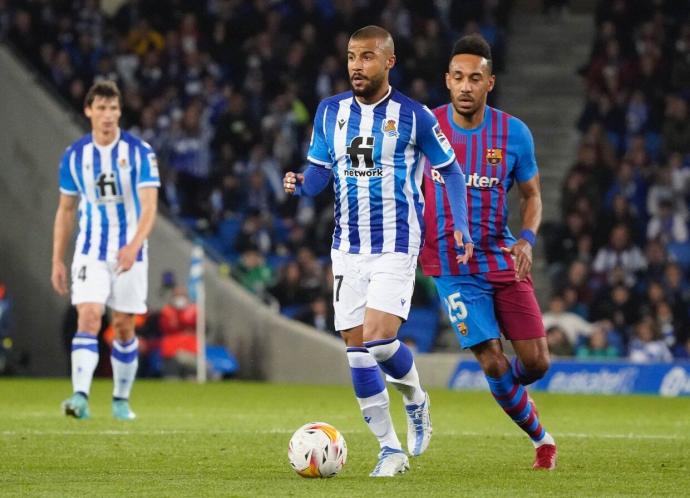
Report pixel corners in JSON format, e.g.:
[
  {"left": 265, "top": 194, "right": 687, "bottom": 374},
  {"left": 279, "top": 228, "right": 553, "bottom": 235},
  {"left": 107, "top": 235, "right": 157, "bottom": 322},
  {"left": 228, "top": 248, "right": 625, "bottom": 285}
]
[
  {"left": 453, "top": 230, "right": 474, "bottom": 266},
  {"left": 501, "top": 239, "right": 532, "bottom": 281},
  {"left": 116, "top": 244, "right": 139, "bottom": 274}
]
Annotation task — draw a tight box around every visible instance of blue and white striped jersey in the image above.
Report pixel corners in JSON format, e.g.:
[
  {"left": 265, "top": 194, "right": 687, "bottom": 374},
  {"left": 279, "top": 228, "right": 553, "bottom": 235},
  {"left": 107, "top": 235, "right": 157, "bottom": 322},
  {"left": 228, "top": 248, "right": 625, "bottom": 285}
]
[
  {"left": 307, "top": 87, "right": 455, "bottom": 255},
  {"left": 59, "top": 130, "right": 160, "bottom": 262}
]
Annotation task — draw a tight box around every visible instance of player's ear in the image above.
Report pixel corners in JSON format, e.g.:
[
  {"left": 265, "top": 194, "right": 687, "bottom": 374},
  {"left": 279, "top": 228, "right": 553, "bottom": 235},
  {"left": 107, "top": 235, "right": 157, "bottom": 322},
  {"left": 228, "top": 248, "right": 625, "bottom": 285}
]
[
  {"left": 84, "top": 105, "right": 92, "bottom": 119},
  {"left": 445, "top": 72, "right": 451, "bottom": 90},
  {"left": 386, "top": 55, "right": 396, "bottom": 70},
  {"left": 487, "top": 74, "right": 496, "bottom": 92}
]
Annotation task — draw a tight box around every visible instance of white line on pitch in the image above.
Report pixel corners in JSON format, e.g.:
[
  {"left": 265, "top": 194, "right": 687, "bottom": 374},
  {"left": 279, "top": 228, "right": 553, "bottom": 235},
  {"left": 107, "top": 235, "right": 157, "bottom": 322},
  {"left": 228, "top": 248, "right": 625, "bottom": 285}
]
[{"left": 1, "top": 429, "right": 686, "bottom": 440}]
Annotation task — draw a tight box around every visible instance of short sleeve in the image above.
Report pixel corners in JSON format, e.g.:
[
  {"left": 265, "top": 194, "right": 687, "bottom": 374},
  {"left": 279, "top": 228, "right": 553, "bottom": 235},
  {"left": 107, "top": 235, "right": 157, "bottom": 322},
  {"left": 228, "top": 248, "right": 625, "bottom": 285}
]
[
  {"left": 510, "top": 118, "right": 538, "bottom": 183},
  {"left": 59, "top": 148, "right": 78, "bottom": 195},
  {"left": 137, "top": 142, "right": 161, "bottom": 188},
  {"left": 306, "top": 100, "right": 334, "bottom": 168},
  {"left": 415, "top": 106, "right": 456, "bottom": 168}
]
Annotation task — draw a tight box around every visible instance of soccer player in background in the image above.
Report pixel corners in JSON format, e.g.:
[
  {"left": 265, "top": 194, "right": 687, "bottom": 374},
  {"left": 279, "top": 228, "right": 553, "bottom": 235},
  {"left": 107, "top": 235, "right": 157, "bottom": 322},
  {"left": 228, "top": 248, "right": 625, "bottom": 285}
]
[
  {"left": 51, "top": 81, "right": 159, "bottom": 420},
  {"left": 420, "top": 34, "right": 558, "bottom": 470},
  {"left": 284, "top": 25, "right": 473, "bottom": 477}
]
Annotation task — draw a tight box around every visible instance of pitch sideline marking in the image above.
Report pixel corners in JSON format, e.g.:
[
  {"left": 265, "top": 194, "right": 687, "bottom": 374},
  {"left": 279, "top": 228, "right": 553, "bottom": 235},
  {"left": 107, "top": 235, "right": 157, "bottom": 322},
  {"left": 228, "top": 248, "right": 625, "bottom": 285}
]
[{"left": 0, "top": 429, "right": 685, "bottom": 440}]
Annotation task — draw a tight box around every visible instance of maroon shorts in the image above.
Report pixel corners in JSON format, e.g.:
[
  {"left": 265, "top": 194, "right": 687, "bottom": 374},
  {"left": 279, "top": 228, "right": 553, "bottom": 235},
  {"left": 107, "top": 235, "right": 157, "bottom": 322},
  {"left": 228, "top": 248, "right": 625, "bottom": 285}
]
[{"left": 486, "top": 270, "right": 545, "bottom": 342}]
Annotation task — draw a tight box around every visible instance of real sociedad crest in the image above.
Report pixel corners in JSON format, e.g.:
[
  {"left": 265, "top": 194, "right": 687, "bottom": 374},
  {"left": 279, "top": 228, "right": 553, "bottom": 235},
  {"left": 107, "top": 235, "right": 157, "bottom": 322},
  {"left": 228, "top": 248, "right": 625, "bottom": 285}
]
[
  {"left": 485, "top": 148, "right": 503, "bottom": 165},
  {"left": 382, "top": 118, "right": 399, "bottom": 137}
]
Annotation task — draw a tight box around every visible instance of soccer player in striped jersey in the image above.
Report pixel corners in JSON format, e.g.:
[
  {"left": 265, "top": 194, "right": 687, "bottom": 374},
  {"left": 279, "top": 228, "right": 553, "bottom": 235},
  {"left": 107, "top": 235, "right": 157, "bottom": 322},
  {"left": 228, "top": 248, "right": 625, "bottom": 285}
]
[
  {"left": 420, "top": 34, "right": 557, "bottom": 470},
  {"left": 51, "top": 81, "right": 159, "bottom": 421},
  {"left": 284, "top": 26, "right": 473, "bottom": 477}
]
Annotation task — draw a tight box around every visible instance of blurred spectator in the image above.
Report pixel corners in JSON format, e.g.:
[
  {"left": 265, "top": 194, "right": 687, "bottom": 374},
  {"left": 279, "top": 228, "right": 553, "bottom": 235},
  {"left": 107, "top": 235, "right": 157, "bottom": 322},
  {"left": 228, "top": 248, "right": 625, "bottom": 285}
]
[
  {"left": 592, "top": 224, "right": 646, "bottom": 284},
  {"left": 234, "top": 248, "right": 274, "bottom": 300},
  {"left": 0, "top": 282, "right": 13, "bottom": 374},
  {"left": 295, "top": 296, "right": 335, "bottom": 334},
  {"left": 158, "top": 286, "right": 198, "bottom": 379},
  {"left": 575, "top": 322, "right": 619, "bottom": 358},
  {"left": 546, "top": 325, "right": 573, "bottom": 356},
  {"left": 269, "top": 261, "right": 311, "bottom": 310},
  {"left": 629, "top": 316, "right": 673, "bottom": 363},
  {"left": 646, "top": 198, "right": 688, "bottom": 244},
  {"left": 542, "top": 294, "right": 593, "bottom": 345}
]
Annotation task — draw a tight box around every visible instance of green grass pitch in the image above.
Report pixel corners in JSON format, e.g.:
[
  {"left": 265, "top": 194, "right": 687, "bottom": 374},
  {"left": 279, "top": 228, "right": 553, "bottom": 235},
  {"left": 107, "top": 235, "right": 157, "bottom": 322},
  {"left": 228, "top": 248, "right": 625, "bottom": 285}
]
[{"left": 1, "top": 378, "right": 689, "bottom": 497}]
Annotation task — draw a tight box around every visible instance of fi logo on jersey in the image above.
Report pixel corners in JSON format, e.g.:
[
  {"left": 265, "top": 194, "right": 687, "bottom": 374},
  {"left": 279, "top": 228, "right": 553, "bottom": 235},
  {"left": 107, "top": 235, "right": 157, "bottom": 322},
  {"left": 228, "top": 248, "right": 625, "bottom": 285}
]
[{"left": 95, "top": 171, "right": 122, "bottom": 203}]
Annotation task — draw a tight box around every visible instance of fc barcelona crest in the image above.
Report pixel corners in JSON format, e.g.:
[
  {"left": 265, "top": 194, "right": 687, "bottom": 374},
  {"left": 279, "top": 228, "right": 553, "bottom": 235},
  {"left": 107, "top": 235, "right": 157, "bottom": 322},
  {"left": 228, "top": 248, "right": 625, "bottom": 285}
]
[
  {"left": 486, "top": 148, "right": 503, "bottom": 165},
  {"left": 458, "top": 322, "right": 468, "bottom": 336},
  {"left": 381, "top": 118, "right": 399, "bottom": 138}
]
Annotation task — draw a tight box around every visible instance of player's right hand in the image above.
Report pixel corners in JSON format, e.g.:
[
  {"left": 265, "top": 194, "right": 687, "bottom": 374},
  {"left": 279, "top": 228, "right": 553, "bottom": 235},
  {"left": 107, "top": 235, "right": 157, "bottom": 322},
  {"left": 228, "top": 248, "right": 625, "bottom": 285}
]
[
  {"left": 283, "top": 171, "right": 304, "bottom": 195},
  {"left": 453, "top": 230, "right": 474, "bottom": 265},
  {"left": 51, "top": 260, "right": 69, "bottom": 296}
]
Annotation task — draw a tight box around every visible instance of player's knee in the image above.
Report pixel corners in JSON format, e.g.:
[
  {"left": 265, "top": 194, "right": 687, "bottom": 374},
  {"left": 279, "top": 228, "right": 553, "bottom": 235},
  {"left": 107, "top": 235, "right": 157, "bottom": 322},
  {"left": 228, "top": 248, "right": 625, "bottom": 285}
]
[
  {"left": 476, "top": 347, "right": 509, "bottom": 378},
  {"left": 523, "top": 355, "right": 550, "bottom": 379},
  {"left": 112, "top": 313, "right": 135, "bottom": 338},
  {"left": 77, "top": 309, "right": 102, "bottom": 333}
]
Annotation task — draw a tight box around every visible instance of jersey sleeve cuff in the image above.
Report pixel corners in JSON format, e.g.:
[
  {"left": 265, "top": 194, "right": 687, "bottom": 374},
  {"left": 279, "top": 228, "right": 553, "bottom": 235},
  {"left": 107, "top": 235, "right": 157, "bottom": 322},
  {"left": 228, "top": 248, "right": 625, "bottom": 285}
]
[
  {"left": 59, "top": 188, "right": 79, "bottom": 196},
  {"left": 306, "top": 156, "right": 333, "bottom": 169},
  {"left": 430, "top": 154, "right": 457, "bottom": 169},
  {"left": 137, "top": 181, "right": 161, "bottom": 189}
]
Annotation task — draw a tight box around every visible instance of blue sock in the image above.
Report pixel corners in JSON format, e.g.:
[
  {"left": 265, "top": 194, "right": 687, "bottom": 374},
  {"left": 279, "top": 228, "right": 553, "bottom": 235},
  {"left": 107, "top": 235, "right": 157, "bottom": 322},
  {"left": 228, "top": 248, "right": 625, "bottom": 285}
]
[{"left": 365, "top": 338, "right": 424, "bottom": 405}]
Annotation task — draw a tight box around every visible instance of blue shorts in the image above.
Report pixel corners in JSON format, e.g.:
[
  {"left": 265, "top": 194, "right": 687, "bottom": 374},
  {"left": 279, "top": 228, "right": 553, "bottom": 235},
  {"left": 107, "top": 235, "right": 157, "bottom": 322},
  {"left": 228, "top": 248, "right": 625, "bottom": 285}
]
[{"left": 433, "top": 271, "right": 545, "bottom": 349}]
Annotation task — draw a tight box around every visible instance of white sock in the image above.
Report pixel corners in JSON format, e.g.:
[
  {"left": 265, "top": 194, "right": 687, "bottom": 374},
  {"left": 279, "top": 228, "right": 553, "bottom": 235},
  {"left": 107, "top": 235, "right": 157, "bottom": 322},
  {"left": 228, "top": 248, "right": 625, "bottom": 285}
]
[
  {"left": 71, "top": 332, "right": 99, "bottom": 395},
  {"left": 347, "top": 349, "right": 401, "bottom": 450},
  {"left": 366, "top": 339, "right": 425, "bottom": 406},
  {"left": 357, "top": 390, "right": 401, "bottom": 450},
  {"left": 111, "top": 337, "right": 139, "bottom": 399},
  {"left": 533, "top": 431, "right": 556, "bottom": 448}
]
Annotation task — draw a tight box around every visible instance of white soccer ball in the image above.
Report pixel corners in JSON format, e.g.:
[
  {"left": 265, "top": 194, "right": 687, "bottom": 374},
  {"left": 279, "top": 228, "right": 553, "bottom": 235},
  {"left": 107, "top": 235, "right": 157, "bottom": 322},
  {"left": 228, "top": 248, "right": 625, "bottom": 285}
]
[{"left": 287, "top": 422, "right": 347, "bottom": 478}]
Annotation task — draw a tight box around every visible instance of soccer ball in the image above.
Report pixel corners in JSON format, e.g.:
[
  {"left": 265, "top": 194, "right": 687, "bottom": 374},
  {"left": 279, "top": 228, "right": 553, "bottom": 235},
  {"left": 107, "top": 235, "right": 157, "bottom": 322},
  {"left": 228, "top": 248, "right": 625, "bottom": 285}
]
[{"left": 287, "top": 422, "right": 347, "bottom": 478}]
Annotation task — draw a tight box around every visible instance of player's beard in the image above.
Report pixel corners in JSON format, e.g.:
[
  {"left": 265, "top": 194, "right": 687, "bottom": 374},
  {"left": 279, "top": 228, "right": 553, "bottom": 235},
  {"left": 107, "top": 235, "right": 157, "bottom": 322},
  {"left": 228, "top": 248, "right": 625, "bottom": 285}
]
[
  {"left": 452, "top": 95, "right": 484, "bottom": 121},
  {"left": 351, "top": 73, "right": 385, "bottom": 100}
]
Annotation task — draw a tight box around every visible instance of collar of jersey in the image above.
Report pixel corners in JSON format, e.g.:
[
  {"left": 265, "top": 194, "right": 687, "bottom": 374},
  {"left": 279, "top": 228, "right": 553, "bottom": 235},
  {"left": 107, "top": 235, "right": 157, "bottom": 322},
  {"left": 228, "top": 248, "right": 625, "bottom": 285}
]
[
  {"left": 446, "top": 104, "right": 489, "bottom": 134},
  {"left": 92, "top": 128, "right": 122, "bottom": 151},
  {"left": 353, "top": 86, "right": 392, "bottom": 110}
]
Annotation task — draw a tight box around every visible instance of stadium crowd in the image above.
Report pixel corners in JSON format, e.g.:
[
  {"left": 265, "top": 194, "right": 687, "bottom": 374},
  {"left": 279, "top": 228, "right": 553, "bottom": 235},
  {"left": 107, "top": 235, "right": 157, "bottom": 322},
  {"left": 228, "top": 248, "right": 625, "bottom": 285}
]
[
  {"left": 1, "top": 0, "right": 510, "bottom": 347},
  {"left": 2, "top": 0, "right": 688, "bottom": 359},
  {"left": 543, "top": 0, "right": 690, "bottom": 361}
]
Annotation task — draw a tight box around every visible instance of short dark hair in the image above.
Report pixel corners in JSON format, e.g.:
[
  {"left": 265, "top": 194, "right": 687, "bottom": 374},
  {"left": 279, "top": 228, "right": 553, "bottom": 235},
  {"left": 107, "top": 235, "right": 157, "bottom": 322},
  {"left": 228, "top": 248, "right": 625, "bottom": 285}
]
[
  {"left": 450, "top": 34, "right": 493, "bottom": 72},
  {"left": 84, "top": 80, "right": 121, "bottom": 108}
]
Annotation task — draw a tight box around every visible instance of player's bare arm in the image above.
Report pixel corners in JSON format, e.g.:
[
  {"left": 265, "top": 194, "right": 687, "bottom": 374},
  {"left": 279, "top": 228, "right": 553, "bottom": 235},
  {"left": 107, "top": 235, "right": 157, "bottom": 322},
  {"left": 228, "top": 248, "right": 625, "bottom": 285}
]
[
  {"left": 117, "top": 187, "right": 157, "bottom": 274},
  {"left": 51, "top": 194, "right": 78, "bottom": 296},
  {"left": 501, "top": 174, "right": 542, "bottom": 281}
]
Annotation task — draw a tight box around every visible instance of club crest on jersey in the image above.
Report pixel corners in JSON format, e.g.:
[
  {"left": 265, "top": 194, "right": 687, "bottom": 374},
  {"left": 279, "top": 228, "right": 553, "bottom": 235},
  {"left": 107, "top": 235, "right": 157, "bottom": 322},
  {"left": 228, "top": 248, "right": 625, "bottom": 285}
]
[
  {"left": 381, "top": 118, "right": 399, "bottom": 138},
  {"left": 118, "top": 158, "right": 129, "bottom": 169},
  {"left": 486, "top": 148, "right": 503, "bottom": 165}
]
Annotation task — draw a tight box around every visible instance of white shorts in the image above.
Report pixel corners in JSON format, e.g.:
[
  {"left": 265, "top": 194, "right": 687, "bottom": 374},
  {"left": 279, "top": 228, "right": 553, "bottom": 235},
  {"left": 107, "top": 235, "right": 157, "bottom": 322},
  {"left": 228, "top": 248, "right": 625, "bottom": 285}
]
[
  {"left": 71, "top": 255, "right": 148, "bottom": 314},
  {"left": 331, "top": 249, "right": 417, "bottom": 331}
]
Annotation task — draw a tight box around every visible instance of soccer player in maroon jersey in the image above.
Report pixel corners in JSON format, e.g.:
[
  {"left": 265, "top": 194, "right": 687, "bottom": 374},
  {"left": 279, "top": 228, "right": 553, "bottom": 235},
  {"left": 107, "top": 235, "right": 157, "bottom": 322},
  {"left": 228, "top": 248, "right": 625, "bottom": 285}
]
[{"left": 420, "top": 34, "right": 557, "bottom": 470}]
